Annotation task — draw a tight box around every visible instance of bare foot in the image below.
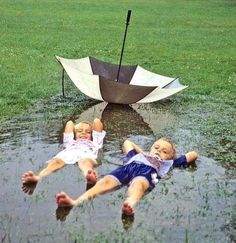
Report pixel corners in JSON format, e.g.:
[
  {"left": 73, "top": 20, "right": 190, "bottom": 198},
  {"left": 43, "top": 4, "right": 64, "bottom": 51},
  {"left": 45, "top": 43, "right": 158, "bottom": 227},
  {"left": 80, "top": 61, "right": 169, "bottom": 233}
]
[
  {"left": 86, "top": 169, "right": 97, "bottom": 186},
  {"left": 21, "top": 171, "right": 40, "bottom": 184},
  {"left": 122, "top": 202, "right": 135, "bottom": 216},
  {"left": 55, "top": 192, "right": 75, "bottom": 207},
  {"left": 21, "top": 171, "right": 39, "bottom": 195}
]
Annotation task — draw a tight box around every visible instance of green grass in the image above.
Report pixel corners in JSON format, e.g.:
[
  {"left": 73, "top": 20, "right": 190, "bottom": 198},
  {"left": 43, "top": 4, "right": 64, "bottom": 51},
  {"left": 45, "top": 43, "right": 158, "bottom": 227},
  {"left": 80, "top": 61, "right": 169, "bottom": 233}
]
[{"left": 0, "top": 0, "right": 236, "bottom": 120}]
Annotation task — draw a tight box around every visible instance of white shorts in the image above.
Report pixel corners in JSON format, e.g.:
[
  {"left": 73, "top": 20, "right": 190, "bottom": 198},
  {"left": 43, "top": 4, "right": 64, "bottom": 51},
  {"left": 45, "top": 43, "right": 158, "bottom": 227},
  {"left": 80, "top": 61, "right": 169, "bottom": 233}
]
[
  {"left": 54, "top": 150, "right": 97, "bottom": 165},
  {"left": 52, "top": 131, "right": 105, "bottom": 165}
]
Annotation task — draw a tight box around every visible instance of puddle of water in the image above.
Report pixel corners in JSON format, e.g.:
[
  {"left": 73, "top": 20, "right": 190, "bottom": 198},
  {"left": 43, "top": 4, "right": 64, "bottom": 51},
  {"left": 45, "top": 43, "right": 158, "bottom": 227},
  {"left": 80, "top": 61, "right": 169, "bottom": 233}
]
[{"left": 0, "top": 97, "right": 235, "bottom": 242}]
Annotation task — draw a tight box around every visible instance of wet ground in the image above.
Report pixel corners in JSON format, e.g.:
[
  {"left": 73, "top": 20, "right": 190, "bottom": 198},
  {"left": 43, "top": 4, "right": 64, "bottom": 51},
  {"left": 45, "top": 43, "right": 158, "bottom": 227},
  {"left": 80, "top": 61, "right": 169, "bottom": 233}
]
[{"left": 0, "top": 95, "right": 235, "bottom": 243}]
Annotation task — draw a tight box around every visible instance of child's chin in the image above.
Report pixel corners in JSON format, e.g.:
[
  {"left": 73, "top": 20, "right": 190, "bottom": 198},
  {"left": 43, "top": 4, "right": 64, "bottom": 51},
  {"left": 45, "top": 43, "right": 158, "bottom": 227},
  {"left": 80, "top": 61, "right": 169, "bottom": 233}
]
[{"left": 153, "top": 154, "right": 161, "bottom": 160}]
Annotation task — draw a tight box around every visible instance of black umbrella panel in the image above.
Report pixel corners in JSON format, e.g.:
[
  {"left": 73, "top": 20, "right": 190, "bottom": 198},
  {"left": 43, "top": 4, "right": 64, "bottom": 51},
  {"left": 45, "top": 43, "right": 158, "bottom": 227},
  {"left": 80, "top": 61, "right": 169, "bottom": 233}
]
[{"left": 56, "top": 55, "right": 187, "bottom": 104}]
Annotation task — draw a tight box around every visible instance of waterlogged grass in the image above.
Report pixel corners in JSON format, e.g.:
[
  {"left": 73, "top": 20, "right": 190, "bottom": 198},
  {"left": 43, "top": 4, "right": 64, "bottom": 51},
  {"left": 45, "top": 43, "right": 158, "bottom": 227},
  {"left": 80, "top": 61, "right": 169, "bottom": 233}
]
[{"left": 0, "top": 98, "right": 235, "bottom": 242}]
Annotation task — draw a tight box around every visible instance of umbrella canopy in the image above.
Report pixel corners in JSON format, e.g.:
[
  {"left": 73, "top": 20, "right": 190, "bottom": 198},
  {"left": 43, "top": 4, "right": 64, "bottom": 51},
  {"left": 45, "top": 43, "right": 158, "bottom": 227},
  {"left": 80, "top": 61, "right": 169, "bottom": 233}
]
[{"left": 56, "top": 56, "right": 187, "bottom": 104}]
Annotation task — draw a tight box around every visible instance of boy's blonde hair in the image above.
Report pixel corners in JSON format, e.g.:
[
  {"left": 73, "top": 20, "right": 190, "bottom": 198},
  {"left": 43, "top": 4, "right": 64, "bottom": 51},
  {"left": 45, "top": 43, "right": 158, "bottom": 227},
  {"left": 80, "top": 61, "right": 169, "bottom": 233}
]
[{"left": 158, "top": 137, "right": 177, "bottom": 159}]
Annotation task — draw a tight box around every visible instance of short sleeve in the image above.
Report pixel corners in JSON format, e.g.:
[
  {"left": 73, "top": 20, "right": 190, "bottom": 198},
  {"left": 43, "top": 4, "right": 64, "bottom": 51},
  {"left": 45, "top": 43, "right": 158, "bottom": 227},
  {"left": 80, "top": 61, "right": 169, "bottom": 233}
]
[
  {"left": 92, "top": 130, "right": 106, "bottom": 149},
  {"left": 63, "top": 132, "right": 74, "bottom": 147},
  {"left": 122, "top": 149, "right": 137, "bottom": 164},
  {"left": 173, "top": 155, "right": 188, "bottom": 168}
]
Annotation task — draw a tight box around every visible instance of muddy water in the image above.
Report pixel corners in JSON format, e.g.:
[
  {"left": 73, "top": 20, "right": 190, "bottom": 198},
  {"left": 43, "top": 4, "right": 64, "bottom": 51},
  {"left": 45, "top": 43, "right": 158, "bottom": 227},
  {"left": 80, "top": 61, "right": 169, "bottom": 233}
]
[{"left": 0, "top": 97, "right": 235, "bottom": 242}]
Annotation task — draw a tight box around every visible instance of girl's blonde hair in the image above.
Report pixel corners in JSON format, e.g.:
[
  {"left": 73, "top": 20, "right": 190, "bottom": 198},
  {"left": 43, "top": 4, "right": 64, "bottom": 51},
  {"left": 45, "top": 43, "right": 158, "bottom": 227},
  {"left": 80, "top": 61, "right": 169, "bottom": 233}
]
[{"left": 74, "top": 121, "right": 92, "bottom": 130}]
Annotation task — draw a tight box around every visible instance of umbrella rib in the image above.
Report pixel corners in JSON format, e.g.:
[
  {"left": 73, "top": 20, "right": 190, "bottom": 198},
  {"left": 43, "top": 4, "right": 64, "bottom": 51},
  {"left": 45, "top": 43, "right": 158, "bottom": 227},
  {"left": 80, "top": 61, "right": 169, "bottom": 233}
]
[{"left": 162, "top": 77, "right": 180, "bottom": 88}]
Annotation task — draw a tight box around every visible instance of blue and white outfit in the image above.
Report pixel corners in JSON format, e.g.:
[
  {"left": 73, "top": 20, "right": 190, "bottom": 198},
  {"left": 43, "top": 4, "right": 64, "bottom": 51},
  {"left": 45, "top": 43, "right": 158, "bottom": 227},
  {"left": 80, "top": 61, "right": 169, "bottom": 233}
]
[
  {"left": 53, "top": 130, "right": 106, "bottom": 165},
  {"left": 107, "top": 149, "right": 187, "bottom": 189}
]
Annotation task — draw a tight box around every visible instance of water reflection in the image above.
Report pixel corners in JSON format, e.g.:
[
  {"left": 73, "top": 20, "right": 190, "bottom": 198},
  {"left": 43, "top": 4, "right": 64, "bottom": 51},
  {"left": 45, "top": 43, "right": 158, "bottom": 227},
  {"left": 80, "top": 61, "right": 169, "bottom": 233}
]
[
  {"left": 76, "top": 102, "right": 176, "bottom": 150},
  {"left": 77, "top": 102, "right": 175, "bottom": 137},
  {"left": 77, "top": 102, "right": 153, "bottom": 138},
  {"left": 121, "top": 214, "right": 135, "bottom": 230},
  {"left": 131, "top": 103, "right": 175, "bottom": 137},
  {"left": 101, "top": 103, "right": 153, "bottom": 144},
  {"left": 56, "top": 206, "right": 72, "bottom": 222}
]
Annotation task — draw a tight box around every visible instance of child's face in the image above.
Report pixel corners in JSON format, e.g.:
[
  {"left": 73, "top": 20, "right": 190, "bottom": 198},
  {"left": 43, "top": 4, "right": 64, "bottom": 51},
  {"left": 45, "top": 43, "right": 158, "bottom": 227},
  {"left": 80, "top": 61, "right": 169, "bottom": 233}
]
[
  {"left": 75, "top": 123, "right": 92, "bottom": 140},
  {"left": 150, "top": 139, "right": 175, "bottom": 160}
]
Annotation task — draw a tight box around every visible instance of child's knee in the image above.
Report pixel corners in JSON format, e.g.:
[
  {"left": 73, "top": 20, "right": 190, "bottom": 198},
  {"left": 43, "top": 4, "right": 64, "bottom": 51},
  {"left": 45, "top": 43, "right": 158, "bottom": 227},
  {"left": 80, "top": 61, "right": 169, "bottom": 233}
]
[
  {"left": 97, "top": 176, "right": 114, "bottom": 186},
  {"left": 131, "top": 178, "right": 149, "bottom": 191},
  {"left": 79, "top": 158, "right": 97, "bottom": 167}
]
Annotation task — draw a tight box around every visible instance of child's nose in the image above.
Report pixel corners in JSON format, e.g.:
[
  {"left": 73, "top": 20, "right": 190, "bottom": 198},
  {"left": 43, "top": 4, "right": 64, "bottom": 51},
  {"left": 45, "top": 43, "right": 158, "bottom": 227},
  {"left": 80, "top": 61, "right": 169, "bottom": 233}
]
[{"left": 155, "top": 149, "right": 160, "bottom": 155}]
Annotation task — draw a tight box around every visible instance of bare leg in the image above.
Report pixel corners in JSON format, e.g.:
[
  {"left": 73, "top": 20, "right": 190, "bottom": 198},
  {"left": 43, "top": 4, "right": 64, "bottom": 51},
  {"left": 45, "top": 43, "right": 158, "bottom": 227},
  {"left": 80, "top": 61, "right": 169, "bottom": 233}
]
[
  {"left": 55, "top": 176, "right": 118, "bottom": 207},
  {"left": 122, "top": 178, "right": 150, "bottom": 216},
  {"left": 78, "top": 158, "right": 98, "bottom": 186},
  {"left": 21, "top": 158, "right": 65, "bottom": 195},
  {"left": 38, "top": 158, "right": 65, "bottom": 178},
  {"left": 22, "top": 158, "right": 65, "bottom": 183}
]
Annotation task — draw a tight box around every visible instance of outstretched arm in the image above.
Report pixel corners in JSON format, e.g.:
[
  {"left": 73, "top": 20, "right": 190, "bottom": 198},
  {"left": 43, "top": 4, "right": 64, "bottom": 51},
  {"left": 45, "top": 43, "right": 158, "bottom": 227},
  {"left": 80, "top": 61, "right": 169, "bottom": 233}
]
[
  {"left": 122, "top": 139, "right": 143, "bottom": 155},
  {"left": 173, "top": 151, "right": 199, "bottom": 168},
  {"left": 92, "top": 118, "right": 104, "bottom": 132}
]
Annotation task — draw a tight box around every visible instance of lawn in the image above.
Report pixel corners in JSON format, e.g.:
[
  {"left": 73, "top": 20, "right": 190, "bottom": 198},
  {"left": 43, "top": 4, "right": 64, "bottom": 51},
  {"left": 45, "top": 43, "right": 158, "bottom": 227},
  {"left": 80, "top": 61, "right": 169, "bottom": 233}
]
[{"left": 1, "top": 0, "right": 235, "bottom": 120}]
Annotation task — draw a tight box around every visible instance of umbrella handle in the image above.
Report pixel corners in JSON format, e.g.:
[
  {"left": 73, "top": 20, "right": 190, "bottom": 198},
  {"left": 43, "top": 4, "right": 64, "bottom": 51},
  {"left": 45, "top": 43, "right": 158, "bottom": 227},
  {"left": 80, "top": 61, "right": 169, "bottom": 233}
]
[
  {"left": 117, "top": 10, "right": 132, "bottom": 82},
  {"left": 126, "top": 10, "right": 132, "bottom": 25}
]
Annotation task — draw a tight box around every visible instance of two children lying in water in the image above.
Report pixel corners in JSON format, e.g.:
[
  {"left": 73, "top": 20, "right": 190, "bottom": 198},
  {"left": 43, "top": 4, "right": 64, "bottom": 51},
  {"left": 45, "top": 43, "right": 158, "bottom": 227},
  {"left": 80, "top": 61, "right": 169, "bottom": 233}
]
[{"left": 22, "top": 118, "right": 198, "bottom": 217}]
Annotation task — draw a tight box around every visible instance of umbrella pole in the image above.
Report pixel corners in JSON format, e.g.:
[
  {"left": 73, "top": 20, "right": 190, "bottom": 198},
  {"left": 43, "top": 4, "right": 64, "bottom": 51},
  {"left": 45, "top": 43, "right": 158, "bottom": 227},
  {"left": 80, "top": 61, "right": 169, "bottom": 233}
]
[
  {"left": 62, "top": 68, "right": 65, "bottom": 97},
  {"left": 117, "top": 10, "right": 132, "bottom": 82}
]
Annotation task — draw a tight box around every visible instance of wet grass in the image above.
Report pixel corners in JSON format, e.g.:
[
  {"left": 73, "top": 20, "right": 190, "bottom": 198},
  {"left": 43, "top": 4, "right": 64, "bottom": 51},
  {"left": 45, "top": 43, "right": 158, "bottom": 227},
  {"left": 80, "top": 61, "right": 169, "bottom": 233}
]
[{"left": 1, "top": 0, "right": 235, "bottom": 118}]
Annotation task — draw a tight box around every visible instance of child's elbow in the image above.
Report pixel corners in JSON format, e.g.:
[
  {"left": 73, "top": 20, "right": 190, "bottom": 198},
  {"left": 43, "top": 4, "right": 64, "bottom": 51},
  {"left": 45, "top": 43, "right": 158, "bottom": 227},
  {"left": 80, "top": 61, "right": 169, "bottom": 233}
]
[
  {"left": 122, "top": 139, "right": 133, "bottom": 151},
  {"left": 124, "top": 139, "right": 130, "bottom": 143},
  {"left": 93, "top": 118, "right": 101, "bottom": 123},
  {"left": 93, "top": 118, "right": 103, "bottom": 131},
  {"left": 123, "top": 139, "right": 131, "bottom": 146},
  {"left": 66, "top": 120, "right": 74, "bottom": 126},
  {"left": 186, "top": 151, "right": 199, "bottom": 163}
]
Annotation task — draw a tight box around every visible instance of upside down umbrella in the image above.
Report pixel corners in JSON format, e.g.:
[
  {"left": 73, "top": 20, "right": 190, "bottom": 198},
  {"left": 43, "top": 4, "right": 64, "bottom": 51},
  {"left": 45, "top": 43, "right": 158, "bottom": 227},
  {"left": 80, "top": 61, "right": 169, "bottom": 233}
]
[
  {"left": 56, "top": 55, "right": 187, "bottom": 104},
  {"left": 56, "top": 10, "right": 187, "bottom": 104}
]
